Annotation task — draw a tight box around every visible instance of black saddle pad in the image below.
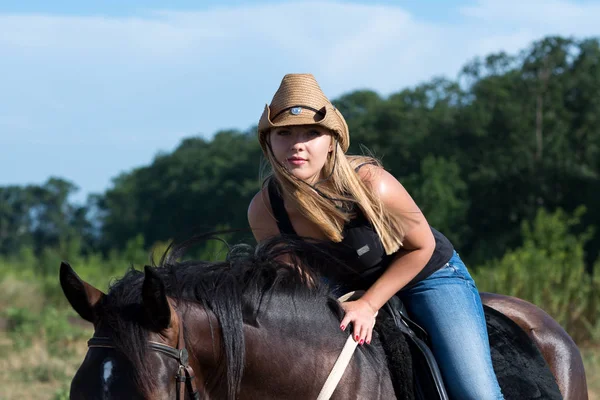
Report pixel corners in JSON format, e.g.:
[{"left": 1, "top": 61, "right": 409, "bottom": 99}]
[{"left": 485, "top": 305, "right": 563, "bottom": 399}]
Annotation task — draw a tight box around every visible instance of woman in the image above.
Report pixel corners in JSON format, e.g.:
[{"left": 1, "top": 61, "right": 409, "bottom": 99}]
[{"left": 247, "top": 73, "right": 503, "bottom": 399}]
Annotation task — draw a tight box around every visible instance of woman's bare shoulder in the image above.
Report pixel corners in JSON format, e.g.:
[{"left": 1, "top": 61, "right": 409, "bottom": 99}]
[
  {"left": 247, "top": 185, "right": 280, "bottom": 242},
  {"left": 355, "top": 163, "right": 385, "bottom": 188},
  {"left": 356, "top": 164, "right": 420, "bottom": 212}
]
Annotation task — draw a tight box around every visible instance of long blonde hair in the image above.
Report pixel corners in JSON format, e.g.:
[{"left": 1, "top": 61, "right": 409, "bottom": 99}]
[{"left": 261, "top": 135, "right": 406, "bottom": 255}]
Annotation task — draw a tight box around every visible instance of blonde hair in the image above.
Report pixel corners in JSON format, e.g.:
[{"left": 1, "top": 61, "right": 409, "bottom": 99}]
[{"left": 261, "top": 134, "right": 406, "bottom": 255}]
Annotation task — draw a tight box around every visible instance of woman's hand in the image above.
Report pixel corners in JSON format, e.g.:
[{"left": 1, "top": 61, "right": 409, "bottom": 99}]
[{"left": 339, "top": 299, "right": 378, "bottom": 345}]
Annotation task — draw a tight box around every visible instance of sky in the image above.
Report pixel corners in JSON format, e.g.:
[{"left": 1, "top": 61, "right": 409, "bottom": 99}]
[{"left": 1, "top": 0, "right": 599, "bottom": 203}]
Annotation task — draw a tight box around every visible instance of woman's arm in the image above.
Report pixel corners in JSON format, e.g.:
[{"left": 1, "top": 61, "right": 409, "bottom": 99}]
[
  {"left": 248, "top": 187, "right": 280, "bottom": 243},
  {"left": 248, "top": 187, "right": 317, "bottom": 286},
  {"left": 340, "top": 165, "right": 435, "bottom": 344}
]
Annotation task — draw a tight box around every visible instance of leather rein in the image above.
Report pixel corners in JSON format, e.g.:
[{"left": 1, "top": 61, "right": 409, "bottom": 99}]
[{"left": 87, "top": 311, "right": 200, "bottom": 400}]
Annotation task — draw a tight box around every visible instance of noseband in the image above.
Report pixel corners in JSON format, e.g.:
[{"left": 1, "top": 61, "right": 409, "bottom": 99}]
[{"left": 87, "top": 312, "right": 200, "bottom": 400}]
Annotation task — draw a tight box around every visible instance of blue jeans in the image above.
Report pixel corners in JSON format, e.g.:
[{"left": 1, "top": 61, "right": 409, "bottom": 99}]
[{"left": 398, "top": 251, "right": 504, "bottom": 400}]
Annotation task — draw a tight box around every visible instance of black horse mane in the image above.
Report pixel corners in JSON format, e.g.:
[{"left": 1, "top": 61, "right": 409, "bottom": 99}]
[{"left": 99, "top": 232, "right": 367, "bottom": 399}]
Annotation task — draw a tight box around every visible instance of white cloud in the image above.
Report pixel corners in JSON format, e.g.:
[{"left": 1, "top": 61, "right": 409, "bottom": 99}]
[
  {"left": 459, "top": 0, "right": 600, "bottom": 57},
  {"left": 0, "top": 0, "right": 599, "bottom": 197},
  {"left": 461, "top": 0, "right": 600, "bottom": 28},
  {"left": 1, "top": 1, "right": 598, "bottom": 108}
]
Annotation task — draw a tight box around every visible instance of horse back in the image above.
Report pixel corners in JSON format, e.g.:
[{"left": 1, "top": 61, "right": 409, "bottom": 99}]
[{"left": 480, "top": 292, "right": 588, "bottom": 400}]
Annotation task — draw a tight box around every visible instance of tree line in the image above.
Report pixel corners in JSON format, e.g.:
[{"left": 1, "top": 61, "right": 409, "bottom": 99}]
[{"left": 2, "top": 36, "right": 599, "bottom": 269}]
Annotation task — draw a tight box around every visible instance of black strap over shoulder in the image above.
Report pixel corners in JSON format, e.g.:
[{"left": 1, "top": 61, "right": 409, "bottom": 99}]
[
  {"left": 267, "top": 163, "right": 376, "bottom": 236},
  {"left": 354, "top": 161, "right": 378, "bottom": 173},
  {"left": 267, "top": 178, "right": 297, "bottom": 235},
  {"left": 267, "top": 162, "right": 376, "bottom": 235}
]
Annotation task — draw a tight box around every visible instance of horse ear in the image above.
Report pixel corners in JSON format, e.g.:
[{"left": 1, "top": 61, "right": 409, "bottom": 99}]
[
  {"left": 60, "top": 261, "right": 105, "bottom": 323},
  {"left": 142, "top": 266, "right": 171, "bottom": 331}
]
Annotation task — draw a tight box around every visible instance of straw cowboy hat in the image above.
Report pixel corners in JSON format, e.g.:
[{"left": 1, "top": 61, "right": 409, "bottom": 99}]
[{"left": 258, "top": 74, "right": 350, "bottom": 152}]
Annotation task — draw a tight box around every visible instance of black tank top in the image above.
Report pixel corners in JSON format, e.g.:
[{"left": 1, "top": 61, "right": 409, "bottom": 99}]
[{"left": 267, "top": 177, "right": 454, "bottom": 291}]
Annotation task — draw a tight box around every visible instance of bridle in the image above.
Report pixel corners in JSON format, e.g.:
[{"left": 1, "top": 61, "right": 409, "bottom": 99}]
[
  {"left": 87, "top": 311, "right": 201, "bottom": 400},
  {"left": 84, "top": 294, "right": 365, "bottom": 400}
]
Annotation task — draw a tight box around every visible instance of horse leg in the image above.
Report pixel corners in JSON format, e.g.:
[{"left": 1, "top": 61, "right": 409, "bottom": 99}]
[{"left": 480, "top": 292, "right": 588, "bottom": 400}]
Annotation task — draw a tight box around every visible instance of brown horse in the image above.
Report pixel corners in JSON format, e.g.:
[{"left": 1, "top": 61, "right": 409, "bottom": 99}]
[
  {"left": 480, "top": 293, "right": 588, "bottom": 400},
  {"left": 61, "top": 235, "right": 587, "bottom": 399}
]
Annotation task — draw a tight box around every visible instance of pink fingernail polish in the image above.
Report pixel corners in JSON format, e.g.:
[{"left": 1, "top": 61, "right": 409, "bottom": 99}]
[
  {"left": 355, "top": 335, "right": 359, "bottom": 341},
  {"left": 359, "top": 339, "right": 364, "bottom": 345},
  {"left": 340, "top": 325, "right": 345, "bottom": 331}
]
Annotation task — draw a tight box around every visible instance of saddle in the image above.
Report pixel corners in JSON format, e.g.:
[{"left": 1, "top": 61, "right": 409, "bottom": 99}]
[
  {"left": 343, "top": 292, "right": 449, "bottom": 400},
  {"left": 380, "top": 296, "right": 449, "bottom": 400}
]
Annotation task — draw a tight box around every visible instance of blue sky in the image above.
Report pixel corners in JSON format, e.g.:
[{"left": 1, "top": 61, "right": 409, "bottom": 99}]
[{"left": 1, "top": 0, "right": 599, "bottom": 203}]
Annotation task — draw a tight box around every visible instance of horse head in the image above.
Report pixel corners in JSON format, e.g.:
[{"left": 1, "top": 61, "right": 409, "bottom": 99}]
[{"left": 60, "top": 261, "right": 222, "bottom": 399}]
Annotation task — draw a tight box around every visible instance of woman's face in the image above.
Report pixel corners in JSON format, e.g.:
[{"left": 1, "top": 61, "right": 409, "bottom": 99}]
[{"left": 269, "top": 125, "right": 333, "bottom": 183}]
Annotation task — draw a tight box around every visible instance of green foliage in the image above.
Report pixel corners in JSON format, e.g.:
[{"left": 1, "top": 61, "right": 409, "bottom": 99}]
[
  {"left": 582, "top": 347, "right": 600, "bottom": 393},
  {"left": 4, "top": 307, "right": 38, "bottom": 349},
  {"left": 28, "top": 363, "right": 70, "bottom": 384},
  {"left": 0, "top": 236, "right": 151, "bottom": 316},
  {"left": 3, "top": 306, "right": 89, "bottom": 356},
  {"left": 472, "top": 207, "right": 600, "bottom": 344},
  {"left": 99, "top": 130, "right": 261, "bottom": 251},
  {"left": 195, "top": 228, "right": 233, "bottom": 262},
  {"left": 0, "top": 178, "right": 95, "bottom": 258},
  {"left": 53, "top": 386, "right": 70, "bottom": 400},
  {"left": 405, "top": 156, "right": 469, "bottom": 247}
]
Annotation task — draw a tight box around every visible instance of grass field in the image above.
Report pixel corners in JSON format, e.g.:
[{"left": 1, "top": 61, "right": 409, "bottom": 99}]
[
  {"left": 586, "top": 346, "right": 600, "bottom": 400},
  {"left": 0, "top": 327, "right": 597, "bottom": 400},
  {"left": 0, "top": 331, "right": 89, "bottom": 400}
]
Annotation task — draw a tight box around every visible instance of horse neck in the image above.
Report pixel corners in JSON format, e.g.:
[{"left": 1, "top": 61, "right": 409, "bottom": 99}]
[
  {"left": 183, "top": 298, "right": 395, "bottom": 399},
  {"left": 239, "top": 297, "right": 391, "bottom": 398},
  {"left": 180, "top": 305, "right": 224, "bottom": 395}
]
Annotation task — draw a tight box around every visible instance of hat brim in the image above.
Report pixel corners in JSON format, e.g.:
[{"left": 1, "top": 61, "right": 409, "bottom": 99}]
[{"left": 258, "top": 104, "right": 349, "bottom": 151}]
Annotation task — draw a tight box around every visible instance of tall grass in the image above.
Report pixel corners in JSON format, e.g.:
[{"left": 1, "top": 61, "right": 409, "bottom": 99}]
[
  {"left": 472, "top": 207, "right": 600, "bottom": 344},
  {"left": 0, "top": 233, "right": 234, "bottom": 399},
  {"left": 0, "top": 233, "right": 230, "bottom": 314}
]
